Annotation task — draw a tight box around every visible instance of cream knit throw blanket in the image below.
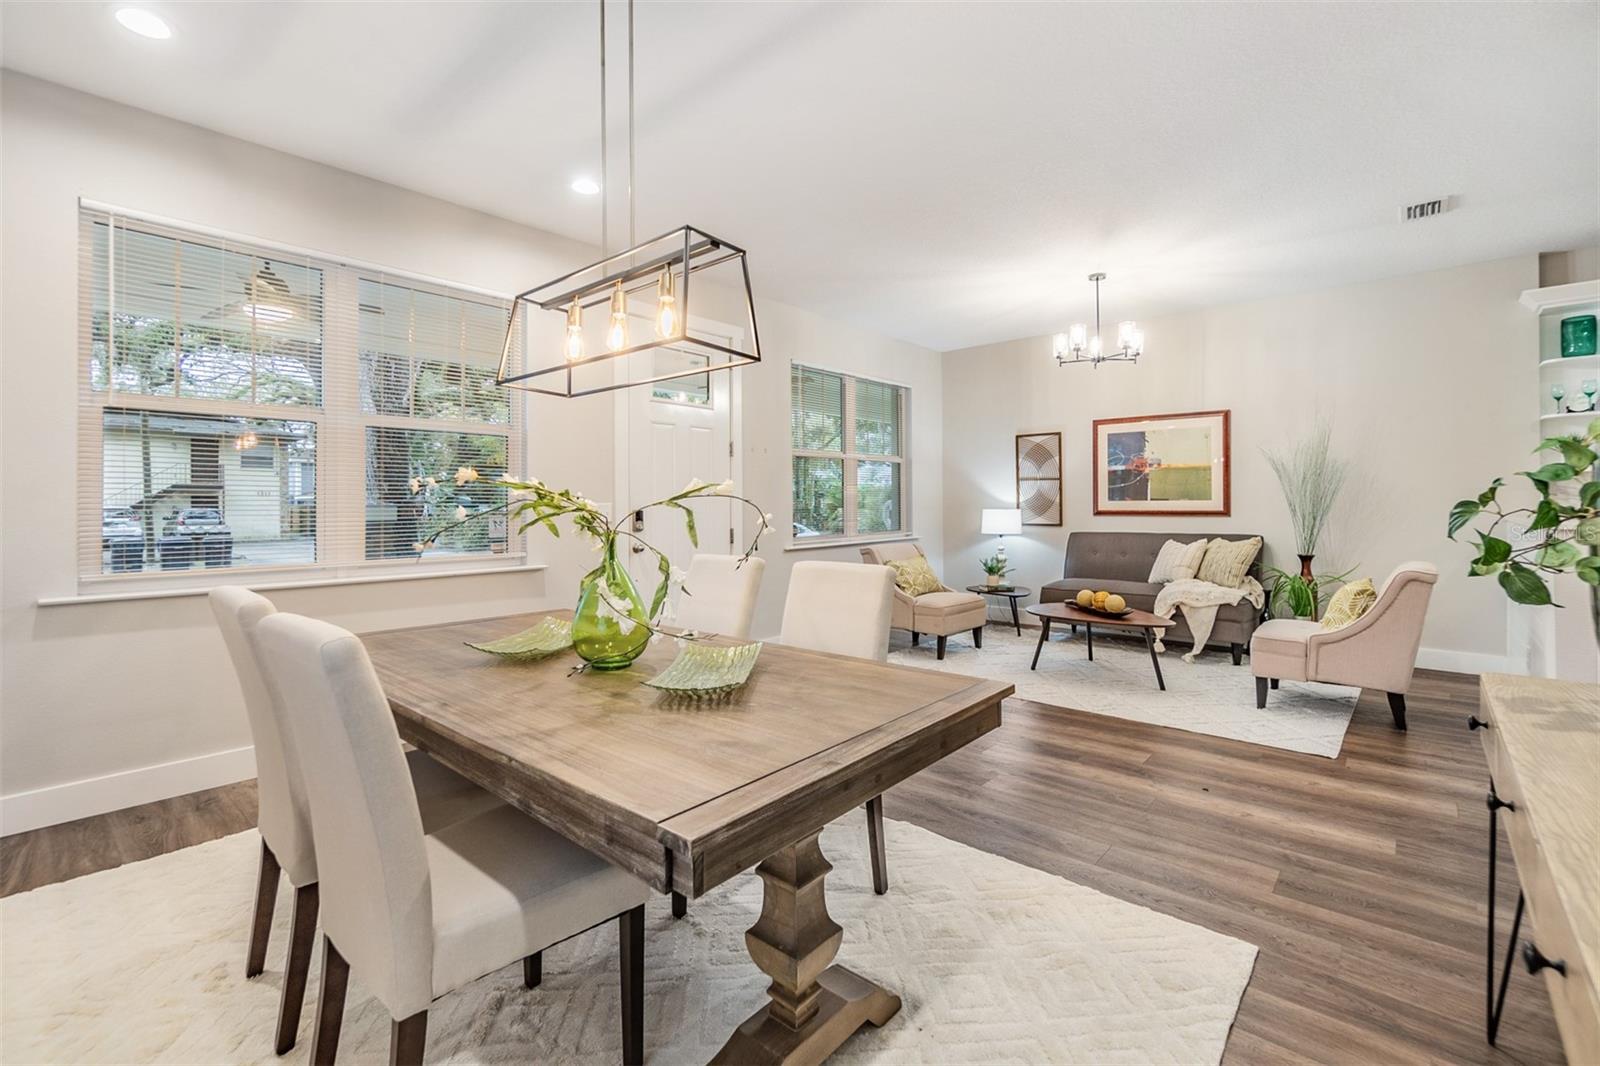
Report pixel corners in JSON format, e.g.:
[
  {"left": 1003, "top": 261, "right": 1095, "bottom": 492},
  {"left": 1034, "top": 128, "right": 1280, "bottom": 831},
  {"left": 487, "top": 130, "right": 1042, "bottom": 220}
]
[{"left": 1152, "top": 577, "right": 1266, "bottom": 662}]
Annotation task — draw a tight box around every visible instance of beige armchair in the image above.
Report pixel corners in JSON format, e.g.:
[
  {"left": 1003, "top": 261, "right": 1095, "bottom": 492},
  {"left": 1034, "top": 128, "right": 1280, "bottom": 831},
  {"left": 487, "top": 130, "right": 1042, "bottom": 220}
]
[
  {"left": 859, "top": 542, "right": 988, "bottom": 660},
  {"left": 1251, "top": 562, "right": 1439, "bottom": 730}
]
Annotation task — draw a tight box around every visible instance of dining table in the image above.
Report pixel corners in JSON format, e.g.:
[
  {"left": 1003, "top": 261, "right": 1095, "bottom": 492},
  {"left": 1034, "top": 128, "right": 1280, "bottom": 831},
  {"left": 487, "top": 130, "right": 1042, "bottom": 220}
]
[{"left": 362, "top": 610, "right": 1011, "bottom": 1065}]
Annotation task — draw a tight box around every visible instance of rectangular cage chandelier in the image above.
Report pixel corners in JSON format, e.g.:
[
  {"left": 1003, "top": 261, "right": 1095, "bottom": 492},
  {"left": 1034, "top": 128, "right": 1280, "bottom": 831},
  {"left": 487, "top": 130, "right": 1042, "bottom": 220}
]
[{"left": 495, "top": 223, "right": 761, "bottom": 398}]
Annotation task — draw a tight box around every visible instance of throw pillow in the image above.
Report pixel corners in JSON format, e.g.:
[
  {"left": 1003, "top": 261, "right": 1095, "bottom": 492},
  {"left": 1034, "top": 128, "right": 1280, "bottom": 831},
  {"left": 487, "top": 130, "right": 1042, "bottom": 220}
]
[
  {"left": 885, "top": 555, "right": 944, "bottom": 597},
  {"left": 1195, "top": 536, "right": 1262, "bottom": 589},
  {"left": 1321, "top": 578, "right": 1378, "bottom": 630},
  {"left": 1148, "top": 539, "right": 1207, "bottom": 583}
]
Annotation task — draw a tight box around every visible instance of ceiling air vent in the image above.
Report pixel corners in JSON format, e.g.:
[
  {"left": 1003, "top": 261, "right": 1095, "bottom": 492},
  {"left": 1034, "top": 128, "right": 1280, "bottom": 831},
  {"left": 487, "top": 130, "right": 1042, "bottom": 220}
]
[{"left": 1399, "top": 196, "right": 1454, "bottom": 222}]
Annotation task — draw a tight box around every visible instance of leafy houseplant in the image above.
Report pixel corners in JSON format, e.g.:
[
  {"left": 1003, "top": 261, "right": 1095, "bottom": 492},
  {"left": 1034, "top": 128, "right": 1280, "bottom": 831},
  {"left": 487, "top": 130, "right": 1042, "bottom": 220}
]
[
  {"left": 1263, "top": 420, "right": 1349, "bottom": 618},
  {"left": 1262, "top": 564, "right": 1356, "bottom": 621},
  {"left": 1449, "top": 420, "right": 1600, "bottom": 641},
  {"left": 412, "top": 468, "right": 772, "bottom": 671},
  {"left": 979, "top": 554, "right": 1013, "bottom": 588}
]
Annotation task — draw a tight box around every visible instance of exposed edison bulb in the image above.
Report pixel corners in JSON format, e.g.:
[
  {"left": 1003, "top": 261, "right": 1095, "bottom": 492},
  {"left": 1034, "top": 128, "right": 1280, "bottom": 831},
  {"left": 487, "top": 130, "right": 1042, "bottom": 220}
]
[
  {"left": 605, "top": 281, "right": 628, "bottom": 352},
  {"left": 655, "top": 267, "right": 678, "bottom": 338},
  {"left": 1117, "top": 320, "right": 1136, "bottom": 352},
  {"left": 564, "top": 298, "right": 584, "bottom": 362},
  {"left": 1068, "top": 323, "right": 1088, "bottom": 353}
]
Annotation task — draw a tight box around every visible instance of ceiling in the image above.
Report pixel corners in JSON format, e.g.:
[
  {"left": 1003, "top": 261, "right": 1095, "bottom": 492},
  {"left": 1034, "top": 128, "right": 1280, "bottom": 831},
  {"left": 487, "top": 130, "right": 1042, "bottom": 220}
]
[{"left": 4, "top": 1, "right": 1597, "bottom": 352}]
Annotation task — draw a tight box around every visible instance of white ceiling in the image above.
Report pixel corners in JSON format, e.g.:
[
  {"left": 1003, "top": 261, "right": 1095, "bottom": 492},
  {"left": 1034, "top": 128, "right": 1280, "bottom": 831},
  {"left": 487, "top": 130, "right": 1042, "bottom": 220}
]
[{"left": 4, "top": 1, "right": 1597, "bottom": 351}]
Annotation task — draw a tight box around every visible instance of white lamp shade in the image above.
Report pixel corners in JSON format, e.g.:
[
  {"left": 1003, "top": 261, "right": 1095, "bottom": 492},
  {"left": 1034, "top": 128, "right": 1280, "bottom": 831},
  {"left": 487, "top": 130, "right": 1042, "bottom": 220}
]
[{"left": 981, "top": 508, "right": 1023, "bottom": 535}]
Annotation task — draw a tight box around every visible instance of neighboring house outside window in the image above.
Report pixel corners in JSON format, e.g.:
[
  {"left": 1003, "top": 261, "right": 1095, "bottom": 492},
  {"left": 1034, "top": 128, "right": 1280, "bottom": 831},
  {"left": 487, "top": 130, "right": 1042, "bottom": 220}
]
[
  {"left": 80, "top": 207, "right": 522, "bottom": 581},
  {"left": 789, "top": 364, "right": 909, "bottom": 542}
]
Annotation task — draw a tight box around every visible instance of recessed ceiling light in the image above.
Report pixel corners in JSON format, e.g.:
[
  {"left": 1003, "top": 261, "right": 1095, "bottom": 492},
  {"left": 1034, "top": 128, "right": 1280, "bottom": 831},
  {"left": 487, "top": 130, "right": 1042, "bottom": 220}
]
[
  {"left": 570, "top": 177, "right": 601, "bottom": 196},
  {"left": 115, "top": 8, "right": 171, "bottom": 39}
]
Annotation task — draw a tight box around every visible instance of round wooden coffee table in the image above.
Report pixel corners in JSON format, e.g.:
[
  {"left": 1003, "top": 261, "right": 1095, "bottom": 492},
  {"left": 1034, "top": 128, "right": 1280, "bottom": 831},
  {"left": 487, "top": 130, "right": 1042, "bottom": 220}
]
[
  {"left": 1025, "top": 601, "right": 1174, "bottom": 690},
  {"left": 965, "top": 585, "right": 1032, "bottom": 635}
]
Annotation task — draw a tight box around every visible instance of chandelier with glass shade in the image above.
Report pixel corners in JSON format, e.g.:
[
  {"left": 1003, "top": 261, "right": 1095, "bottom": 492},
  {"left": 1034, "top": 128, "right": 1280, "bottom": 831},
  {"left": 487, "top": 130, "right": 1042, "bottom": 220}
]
[{"left": 1052, "top": 272, "right": 1143, "bottom": 368}]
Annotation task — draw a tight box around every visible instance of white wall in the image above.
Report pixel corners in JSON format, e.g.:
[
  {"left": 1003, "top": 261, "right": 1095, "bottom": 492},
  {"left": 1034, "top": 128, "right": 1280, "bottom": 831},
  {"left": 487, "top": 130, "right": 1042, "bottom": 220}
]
[
  {"left": 0, "top": 73, "right": 943, "bottom": 832},
  {"left": 941, "top": 255, "right": 1539, "bottom": 672},
  {"left": 0, "top": 73, "right": 619, "bottom": 832}
]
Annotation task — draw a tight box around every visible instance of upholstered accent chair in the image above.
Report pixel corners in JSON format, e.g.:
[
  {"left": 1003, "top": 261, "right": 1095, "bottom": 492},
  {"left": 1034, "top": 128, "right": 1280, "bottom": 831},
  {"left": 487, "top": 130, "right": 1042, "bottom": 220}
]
[
  {"left": 1251, "top": 562, "right": 1439, "bottom": 730},
  {"left": 859, "top": 542, "right": 988, "bottom": 660}
]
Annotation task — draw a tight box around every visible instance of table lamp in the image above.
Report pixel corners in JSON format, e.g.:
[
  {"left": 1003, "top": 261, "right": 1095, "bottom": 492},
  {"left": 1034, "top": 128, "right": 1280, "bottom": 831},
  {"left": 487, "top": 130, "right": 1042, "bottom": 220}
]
[{"left": 981, "top": 508, "right": 1023, "bottom": 565}]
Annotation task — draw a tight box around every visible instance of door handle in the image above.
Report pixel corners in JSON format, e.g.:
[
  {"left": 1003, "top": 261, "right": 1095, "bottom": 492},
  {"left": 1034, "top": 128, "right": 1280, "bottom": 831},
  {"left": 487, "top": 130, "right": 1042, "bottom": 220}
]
[{"left": 631, "top": 509, "right": 645, "bottom": 553}]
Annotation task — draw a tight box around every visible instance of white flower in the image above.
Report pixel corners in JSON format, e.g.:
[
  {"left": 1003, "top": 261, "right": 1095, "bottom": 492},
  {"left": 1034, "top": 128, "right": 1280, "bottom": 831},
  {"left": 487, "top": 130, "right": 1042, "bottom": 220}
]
[
  {"left": 424, "top": 476, "right": 437, "bottom": 488},
  {"left": 455, "top": 465, "right": 480, "bottom": 486},
  {"left": 455, "top": 505, "right": 468, "bottom": 520},
  {"left": 761, "top": 512, "right": 774, "bottom": 529},
  {"left": 669, "top": 566, "right": 688, "bottom": 584},
  {"left": 682, "top": 477, "right": 706, "bottom": 493},
  {"left": 713, "top": 478, "right": 735, "bottom": 495},
  {"left": 411, "top": 541, "right": 427, "bottom": 553},
  {"left": 408, "top": 477, "right": 422, "bottom": 495}
]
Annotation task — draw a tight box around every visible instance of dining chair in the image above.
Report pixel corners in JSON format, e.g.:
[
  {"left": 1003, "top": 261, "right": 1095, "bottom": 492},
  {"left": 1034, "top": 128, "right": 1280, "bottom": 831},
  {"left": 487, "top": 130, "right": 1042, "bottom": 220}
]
[
  {"left": 209, "top": 587, "right": 503, "bottom": 1054},
  {"left": 254, "top": 611, "right": 652, "bottom": 1066},
  {"left": 780, "top": 560, "right": 897, "bottom": 895},
  {"left": 673, "top": 553, "right": 766, "bottom": 639}
]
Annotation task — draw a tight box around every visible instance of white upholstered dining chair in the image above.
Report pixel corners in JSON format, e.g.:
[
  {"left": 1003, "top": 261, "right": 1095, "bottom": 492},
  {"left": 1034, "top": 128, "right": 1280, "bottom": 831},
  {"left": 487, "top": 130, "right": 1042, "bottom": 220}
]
[
  {"left": 209, "top": 587, "right": 502, "bottom": 1055},
  {"left": 254, "top": 611, "right": 653, "bottom": 1066},
  {"left": 779, "top": 560, "right": 897, "bottom": 894},
  {"left": 674, "top": 553, "right": 766, "bottom": 639}
]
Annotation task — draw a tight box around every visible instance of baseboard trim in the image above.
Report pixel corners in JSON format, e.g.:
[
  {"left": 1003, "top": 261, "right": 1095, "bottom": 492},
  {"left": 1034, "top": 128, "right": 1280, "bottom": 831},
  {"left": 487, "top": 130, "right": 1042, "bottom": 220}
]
[
  {"left": 1415, "top": 646, "right": 1515, "bottom": 676},
  {"left": 1, "top": 745, "right": 257, "bottom": 837}
]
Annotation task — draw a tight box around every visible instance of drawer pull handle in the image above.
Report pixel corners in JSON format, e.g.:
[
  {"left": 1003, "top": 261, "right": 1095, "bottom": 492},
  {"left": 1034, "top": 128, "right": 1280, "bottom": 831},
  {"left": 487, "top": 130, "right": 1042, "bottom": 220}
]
[
  {"left": 1522, "top": 943, "right": 1567, "bottom": 977},
  {"left": 1468, "top": 715, "right": 1489, "bottom": 731},
  {"left": 1487, "top": 791, "right": 1516, "bottom": 813}
]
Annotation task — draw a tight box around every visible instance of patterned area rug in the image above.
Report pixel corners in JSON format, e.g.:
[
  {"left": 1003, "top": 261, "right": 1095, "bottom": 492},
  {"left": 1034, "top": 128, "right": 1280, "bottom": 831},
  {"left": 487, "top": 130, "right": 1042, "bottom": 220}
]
[
  {"left": 890, "top": 627, "right": 1358, "bottom": 757},
  {"left": 1, "top": 810, "right": 1257, "bottom": 1065}
]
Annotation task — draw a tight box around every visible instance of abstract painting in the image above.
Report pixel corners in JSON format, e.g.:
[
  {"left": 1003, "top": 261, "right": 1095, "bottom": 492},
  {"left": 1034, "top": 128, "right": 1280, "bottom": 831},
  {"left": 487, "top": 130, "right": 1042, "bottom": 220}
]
[
  {"left": 1093, "top": 410, "right": 1230, "bottom": 515},
  {"left": 1015, "top": 431, "right": 1063, "bottom": 526}
]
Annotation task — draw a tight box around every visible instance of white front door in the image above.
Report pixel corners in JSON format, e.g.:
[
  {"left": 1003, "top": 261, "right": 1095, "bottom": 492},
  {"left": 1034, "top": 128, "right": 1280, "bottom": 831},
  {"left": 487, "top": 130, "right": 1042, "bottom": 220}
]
[{"left": 615, "top": 325, "right": 738, "bottom": 613}]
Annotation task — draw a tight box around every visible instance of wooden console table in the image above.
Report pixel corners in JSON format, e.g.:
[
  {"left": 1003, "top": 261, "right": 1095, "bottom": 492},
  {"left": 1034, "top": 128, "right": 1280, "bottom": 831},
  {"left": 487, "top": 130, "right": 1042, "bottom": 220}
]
[{"left": 1474, "top": 674, "right": 1600, "bottom": 1063}]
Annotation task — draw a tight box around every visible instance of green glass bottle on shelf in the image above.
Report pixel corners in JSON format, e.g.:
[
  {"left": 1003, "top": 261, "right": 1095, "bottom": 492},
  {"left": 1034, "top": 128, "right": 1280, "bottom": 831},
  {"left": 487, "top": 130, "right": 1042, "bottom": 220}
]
[
  {"left": 1561, "top": 314, "right": 1598, "bottom": 358},
  {"left": 571, "top": 537, "right": 653, "bottom": 671}
]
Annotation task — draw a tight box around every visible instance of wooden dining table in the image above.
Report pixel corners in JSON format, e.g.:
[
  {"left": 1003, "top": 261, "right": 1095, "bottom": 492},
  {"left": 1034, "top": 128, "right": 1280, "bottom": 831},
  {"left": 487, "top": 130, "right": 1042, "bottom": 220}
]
[{"left": 362, "top": 610, "right": 1011, "bottom": 1065}]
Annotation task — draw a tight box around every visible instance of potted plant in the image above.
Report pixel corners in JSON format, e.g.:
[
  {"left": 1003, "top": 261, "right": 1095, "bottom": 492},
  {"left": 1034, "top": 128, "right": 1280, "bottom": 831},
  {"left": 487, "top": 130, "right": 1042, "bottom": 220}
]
[
  {"left": 1263, "top": 420, "right": 1349, "bottom": 619},
  {"left": 412, "top": 469, "right": 772, "bottom": 671},
  {"left": 1262, "top": 564, "right": 1356, "bottom": 620},
  {"left": 1449, "top": 420, "right": 1600, "bottom": 642},
  {"left": 979, "top": 554, "right": 1012, "bottom": 588}
]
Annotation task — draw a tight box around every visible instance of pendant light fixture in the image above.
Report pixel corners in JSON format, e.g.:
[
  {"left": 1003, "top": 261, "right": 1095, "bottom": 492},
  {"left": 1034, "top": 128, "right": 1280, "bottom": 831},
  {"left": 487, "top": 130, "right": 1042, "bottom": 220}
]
[
  {"left": 1052, "top": 273, "right": 1142, "bottom": 368},
  {"left": 497, "top": 0, "right": 761, "bottom": 398}
]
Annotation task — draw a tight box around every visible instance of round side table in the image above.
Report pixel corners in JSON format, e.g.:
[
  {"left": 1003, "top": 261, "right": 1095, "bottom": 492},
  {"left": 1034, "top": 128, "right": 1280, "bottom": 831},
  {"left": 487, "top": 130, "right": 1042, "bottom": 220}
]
[{"left": 965, "top": 585, "right": 1032, "bottom": 636}]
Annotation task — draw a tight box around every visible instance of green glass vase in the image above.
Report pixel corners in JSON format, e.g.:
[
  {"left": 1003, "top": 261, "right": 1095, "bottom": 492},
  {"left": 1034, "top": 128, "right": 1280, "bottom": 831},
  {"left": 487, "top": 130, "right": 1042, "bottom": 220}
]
[
  {"left": 572, "top": 539, "right": 652, "bottom": 671},
  {"left": 1561, "top": 314, "right": 1598, "bottom": 358}
]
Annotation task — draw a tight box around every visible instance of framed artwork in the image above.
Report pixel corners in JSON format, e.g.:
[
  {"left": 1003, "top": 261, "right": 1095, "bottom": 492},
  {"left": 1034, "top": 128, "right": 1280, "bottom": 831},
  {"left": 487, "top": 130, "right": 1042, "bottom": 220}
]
[
  {"left": 1015, "top": 431, "right": 1063, "bottom": 526},
  {"left": 1092, "top": 410, "right": 1230, "bottom": 516}
]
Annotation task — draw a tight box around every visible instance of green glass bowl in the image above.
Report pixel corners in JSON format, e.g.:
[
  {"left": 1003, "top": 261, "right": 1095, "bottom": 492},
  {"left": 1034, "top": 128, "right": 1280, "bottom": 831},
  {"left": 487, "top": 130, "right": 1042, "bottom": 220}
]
[
  {"left": 642, "top": 641, "right": 763, "bottom": 700},
  {"left": 465, "top": 617, "right": 573, "bottom": 661}
]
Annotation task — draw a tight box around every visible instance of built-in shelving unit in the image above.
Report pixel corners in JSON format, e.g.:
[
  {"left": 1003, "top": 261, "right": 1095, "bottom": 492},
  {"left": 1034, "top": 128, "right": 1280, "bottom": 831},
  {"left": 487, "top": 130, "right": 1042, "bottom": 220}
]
[{"left": 1513, "top": 279, "right": 1600, "bottom": 683}]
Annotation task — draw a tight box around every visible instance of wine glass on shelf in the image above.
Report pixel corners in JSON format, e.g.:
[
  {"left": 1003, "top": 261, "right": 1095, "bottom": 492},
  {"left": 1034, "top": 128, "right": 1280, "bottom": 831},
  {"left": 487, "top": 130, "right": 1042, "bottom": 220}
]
[
  {"left": 1585, "top": 379, "right": 1598, "bottom": 411},
  {"left": 1553, "top": 382, "right": 1567, "bottom": 414}
]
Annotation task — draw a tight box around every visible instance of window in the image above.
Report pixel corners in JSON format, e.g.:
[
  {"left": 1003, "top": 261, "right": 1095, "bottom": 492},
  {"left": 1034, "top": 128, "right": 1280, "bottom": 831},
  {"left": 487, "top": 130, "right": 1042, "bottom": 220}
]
[
  {"left": 790, "top": 365, "right": 909, "bottom": 541},
  {"left": 79, "top": 208, "right": 522, "bottom": 581}
]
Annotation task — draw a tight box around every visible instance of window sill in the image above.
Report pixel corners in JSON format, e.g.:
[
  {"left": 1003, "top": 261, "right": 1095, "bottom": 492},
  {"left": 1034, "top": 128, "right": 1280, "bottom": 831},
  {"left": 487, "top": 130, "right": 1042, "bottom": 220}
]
[
  {"left": 38, "top": 561, "right": 547, "bottom": 607},
  {"left": 784, "top": 533, "right": 918, "bottom": 553}
]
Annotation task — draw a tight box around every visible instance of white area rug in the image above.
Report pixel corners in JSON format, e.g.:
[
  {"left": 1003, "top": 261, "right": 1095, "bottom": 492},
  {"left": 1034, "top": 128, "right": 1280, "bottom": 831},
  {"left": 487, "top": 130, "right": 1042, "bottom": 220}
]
[
  {"left": 890, "top": 627, "right": 1358, "bottom": 758},
  {"left": 1, "top": 810, "right": 1257, "bottom": 1065}
]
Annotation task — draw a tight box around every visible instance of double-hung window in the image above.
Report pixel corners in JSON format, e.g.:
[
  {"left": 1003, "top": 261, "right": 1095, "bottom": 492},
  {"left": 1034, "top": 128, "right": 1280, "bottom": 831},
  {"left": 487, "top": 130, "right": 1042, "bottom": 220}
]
[
  {"left": 790, "top": 365, "right": 909, "bottom": 542},
  {"left": 79, "top": 206, "right": 522, "bottom": 582}
]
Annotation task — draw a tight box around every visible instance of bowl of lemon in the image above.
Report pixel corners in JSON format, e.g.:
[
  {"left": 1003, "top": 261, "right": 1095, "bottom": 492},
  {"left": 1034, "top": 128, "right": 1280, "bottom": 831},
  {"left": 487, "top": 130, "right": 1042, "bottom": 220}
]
[{"left": 1074, "top": 588, "right": 1131, "bottom": 617}]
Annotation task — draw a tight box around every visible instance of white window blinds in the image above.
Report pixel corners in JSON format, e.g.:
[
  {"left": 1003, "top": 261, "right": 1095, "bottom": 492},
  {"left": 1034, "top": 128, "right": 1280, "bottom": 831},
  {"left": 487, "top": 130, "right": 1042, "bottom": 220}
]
[
  {"left": 78, "top": 206, "right": 523, "bottom": 583},
  {"left": 790, "top": 365, "right": 909, "bottom": 541}
]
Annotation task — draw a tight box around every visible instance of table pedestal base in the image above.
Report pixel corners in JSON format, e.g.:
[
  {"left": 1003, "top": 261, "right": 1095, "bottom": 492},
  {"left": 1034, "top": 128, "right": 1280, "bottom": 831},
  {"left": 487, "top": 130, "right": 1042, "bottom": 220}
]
[{"left": 711, "top": 830, "right": 902, "bottom": 1066}]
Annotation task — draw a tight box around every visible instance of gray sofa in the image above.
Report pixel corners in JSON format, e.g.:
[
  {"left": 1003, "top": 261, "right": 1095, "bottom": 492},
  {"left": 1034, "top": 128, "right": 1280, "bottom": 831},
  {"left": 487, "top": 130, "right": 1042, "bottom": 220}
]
[{"left": 1039, "top": 531, "right": 1263, "bottom": 664}]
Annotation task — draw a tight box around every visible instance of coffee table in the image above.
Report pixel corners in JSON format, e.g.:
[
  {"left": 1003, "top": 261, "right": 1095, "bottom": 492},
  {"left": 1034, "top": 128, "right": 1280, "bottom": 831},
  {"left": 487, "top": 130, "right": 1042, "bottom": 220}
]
[
  {"left": 1025, "top": 602, "right": 1174, "bottom": 690},
  {"left": 965, "top": 584, "right": 1032, "bottom": 636}
]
